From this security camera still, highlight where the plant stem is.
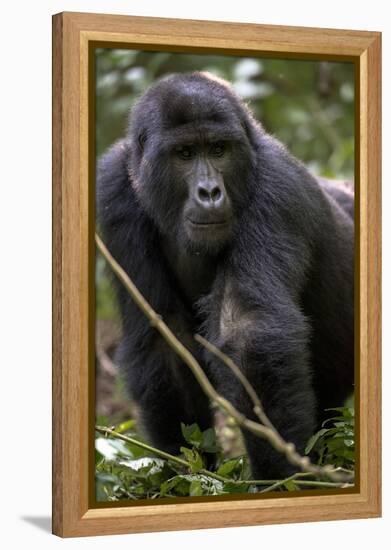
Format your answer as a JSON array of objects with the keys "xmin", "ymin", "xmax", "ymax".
[{"xmin": 260, "ymin": 472, "xmax": 310, "ymax": 493}]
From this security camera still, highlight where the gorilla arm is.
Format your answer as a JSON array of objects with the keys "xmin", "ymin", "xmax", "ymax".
[{"xmin": 97, "ymin": 140, "xmax": 213, "ymax": 452}]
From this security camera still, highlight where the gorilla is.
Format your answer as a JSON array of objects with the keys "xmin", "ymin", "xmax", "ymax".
[{"xmin": 97, "ymin": 72, "xmax": 354, "ymax": 480}]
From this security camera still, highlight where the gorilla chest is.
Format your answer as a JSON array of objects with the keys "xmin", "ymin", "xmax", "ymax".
[{"xmin": 163, "ymin": 242, "xmax": 218, "ymax": 305}]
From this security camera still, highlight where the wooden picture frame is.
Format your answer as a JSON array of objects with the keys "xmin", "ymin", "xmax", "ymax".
[{"xmin": 52, "ymin": 11, "xmax": 381, "ymax": 537}]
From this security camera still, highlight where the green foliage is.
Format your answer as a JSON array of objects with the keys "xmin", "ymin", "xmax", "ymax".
[
  {"xmin": 95, "ymin": 254, "xmax": 119, "ymax": 321},
  {"xmin": 96, "ymin": 409, "xmax": 355, "ymax": 501},
  {"xmin": 95, "ymin": 422, "xmax": 253, "ymax": 500},
  {"xmin": 181, "ymin": 422, "xmax": 220, "ymax": 453},
  {"xmin": 305, "ymin": 407, "xmax": 355, "ymax": 469}
]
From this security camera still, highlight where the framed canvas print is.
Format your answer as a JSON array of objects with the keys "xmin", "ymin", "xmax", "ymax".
[{"xmin": 52, "ymin": 12, "xmax": 381, "ymax": 537}]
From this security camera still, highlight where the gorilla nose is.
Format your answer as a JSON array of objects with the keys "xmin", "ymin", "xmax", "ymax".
[{"xmin": 196, "ymin": 180, "xmax": 224, "ymax": 208}]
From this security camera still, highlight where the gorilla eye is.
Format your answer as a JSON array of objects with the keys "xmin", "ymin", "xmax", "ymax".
[
  {"xmin": 210, "ymin": 142, "xmax": 225, "ymax": 157},
  {"xmin": 175, "ymin": 145, "xmax": 194, "ymax": 160},
  {"xmin": 138, "ymin": 132, "xmax": 147, "ymax": 150}
]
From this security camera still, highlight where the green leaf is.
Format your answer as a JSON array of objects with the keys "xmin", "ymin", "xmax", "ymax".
[
  {"xmin": 189, "ymin": 480, "xmax": 203, "ymax": 496},
  {"xmin": 180, "ymin": 446, "xmax": 203, "ymax": 473},
  {"xmin": 160, "ymin": 475, "xmax": 195, "ymax": 496},
  {"xmin": 305, "ymin": 429, "xmax": 329, "ymax": 454},
  {"xmin": 95, "ymin": 472, "xmax": 118, "ymax": 484},
  {"xmin": 283, "ymin": 480, "xmax": 298, "ymax": 491},
  {"xmin": 322, "ymin": 416, "xmax": 349, "ymax": 427},
  {"xmin": 114, "ymin": 419, "xmax": 136, "ymax": 433},
  {"xmin": 223, "ymin": 482, "xmax": 250, "ymax": 494},
  {"xmin": 217, "ymin": 457, "xmax": 242, "ymax": 478},
  {"xmin": 181, "ymin": 423, "xmax": 203, "ymax": 448},
  {"xmin": 95, "ymin": 437, "xmax": 133, "ymax": 460},
  {"xmin": 200, "ymin": 427, "xmax": 219, "ymax": 453},
  {"xmin": 160, "ymin": 476, "xmax": 183, "ymax": 495},
  {"xmin": 95, "ymin": 448, "xmax": 105, "ymax": 467},
  {"xmin": 118, "ymin": 457, "xmax": 165, "ymax": 476},
  {"xmin": 322, "ymin": 407, "xmax": 354, "ymax": 426}
]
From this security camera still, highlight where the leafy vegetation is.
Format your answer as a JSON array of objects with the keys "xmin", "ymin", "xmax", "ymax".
[
  {"xmin": 305, "ymin": 407, "xmax": 355, "ymax": 469},
  {"xmin": 95, "ymin": 407, "xmax": 355, "ymax": 501},
  {"xmin": 96, "ymin": 421, "xmax": 250, "ymax": 500}
]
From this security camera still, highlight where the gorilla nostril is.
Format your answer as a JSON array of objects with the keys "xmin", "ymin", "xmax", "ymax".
[
  {"xmin": 198, "ymin": 187, "xmax": 210, "ymax": 202},
  {"xmin": 211, "ymin": 187, "xmax": 222, "ymax": 202}
]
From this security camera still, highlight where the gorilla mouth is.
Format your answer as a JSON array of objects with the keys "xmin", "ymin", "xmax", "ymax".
[{"xmin": 187, "ymin": 218, "xmax": 228, "ymax": 227}]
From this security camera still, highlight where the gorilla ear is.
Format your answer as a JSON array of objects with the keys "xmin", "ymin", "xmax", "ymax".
[
  {"xmin": 241, "ymin": 116, "xmax": 258, "ymax": 149},
  {"xmin": 138, "ymin": 131, "xmax": 147, "ymax": 151},
  {"xmin": 240, "ymin": 105, "xmax": 263, "ymax": 150}
]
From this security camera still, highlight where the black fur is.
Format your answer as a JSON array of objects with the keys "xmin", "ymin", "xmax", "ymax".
[{"xmin": 97, "ymin": 72, "xmax": 354, "ymax": 479}]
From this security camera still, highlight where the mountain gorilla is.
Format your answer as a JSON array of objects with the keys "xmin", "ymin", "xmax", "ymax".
[{"xmin": 97, "ymin": 72, "xmax": 354, "ymax": 480}]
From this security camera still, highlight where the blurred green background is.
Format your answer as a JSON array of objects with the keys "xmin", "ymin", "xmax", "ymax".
[{"xmin": 95, "ymin": 48, "xmax": 355, "ymax": 426}]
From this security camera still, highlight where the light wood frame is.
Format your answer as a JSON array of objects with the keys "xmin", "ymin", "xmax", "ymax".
[{"xmin": 52, "ymin": 11, "xmax": 381, "ymax": 537}]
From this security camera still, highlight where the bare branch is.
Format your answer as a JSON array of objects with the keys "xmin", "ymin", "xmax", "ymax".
[{"xmin": 195, "ymin": 334, "xmax": 273, "ymax": 429}]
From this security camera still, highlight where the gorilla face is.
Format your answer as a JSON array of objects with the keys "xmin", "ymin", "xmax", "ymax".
[
  {"xmin": 127, "ymin": 72, "xmax": 257, "ymax": 253},
  {"xmin": 171, "ymin": 137, "xmax": 234, "ymax": 248}
]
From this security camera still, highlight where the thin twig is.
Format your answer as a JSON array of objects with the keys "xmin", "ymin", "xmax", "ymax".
[
  {"xmin": 260, "ymin": 472, "xmax": 312, "ymax": 493},
  {"xmin": 277, "ymin": 479, "xmax": 353, "ymax": 489},
  {"xmin": 95, "ymin": 233, "xmax": 354, "ymax": 484},
  {"xmin": 259, "ymin": 471, "xmax": 353, "ymax": 493},
  {"xmin": 195, "ymin": 334, "xmax": 273, "ymax": 429}
]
